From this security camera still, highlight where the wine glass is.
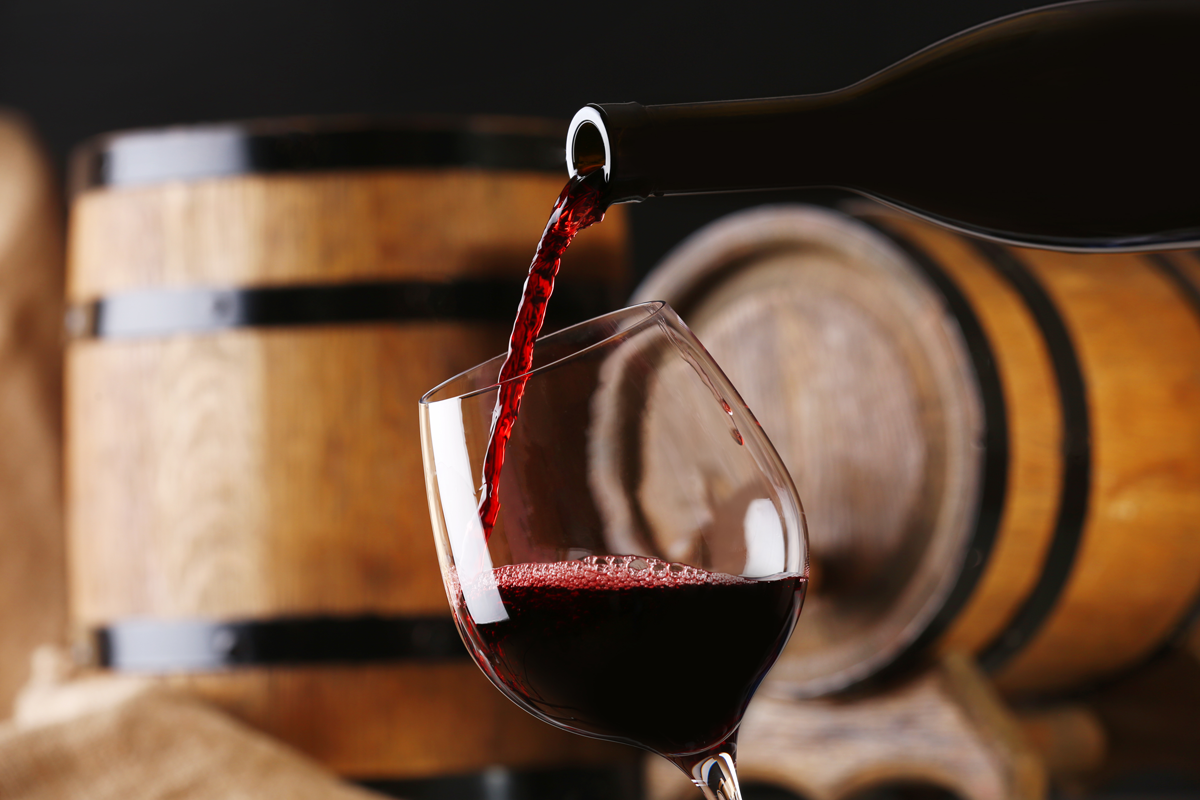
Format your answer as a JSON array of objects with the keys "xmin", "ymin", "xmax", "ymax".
[{"xmin": 419, "ymin": 301, "xmax": 808, "ymax": 800}]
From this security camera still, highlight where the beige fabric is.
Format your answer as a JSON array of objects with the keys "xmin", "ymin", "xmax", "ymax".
[
  {"xmin": 12, "ymin": 648, "xmax": 154, "ymax": 731},
  {"xmin": 0, "ymin": 649, "xmax": 385, "ymax": 800},
  {"xmin": 0, "ymin": 110, "xmax": 66, "ymax": 718}
]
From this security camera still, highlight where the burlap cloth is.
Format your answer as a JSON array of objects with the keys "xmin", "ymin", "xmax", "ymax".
[
  {"xmin": 0, "ymin": 110, "xmax": 66, "ymax": 720},
  {"xmin": 0, "ymin": 649, "xmax": 387, "ymax": 799}
]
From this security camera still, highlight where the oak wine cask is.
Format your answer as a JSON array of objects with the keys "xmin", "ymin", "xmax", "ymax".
[
  {"xmin": 65, "ymin": 117, "xmax": 635, "ymax": 790},
  {"xmin": 634, "ymin": 203, "xmax": 1200, "ymax": 699}
]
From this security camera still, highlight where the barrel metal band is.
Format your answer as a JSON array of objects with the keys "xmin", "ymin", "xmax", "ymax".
[
  {"xmin": 74, "ymin": 121, "xmax": 566, "ymax": 193},
  {"xmin": 971, "ymin": 240, "xmax": 1092, "ymax": 673},
  {"xmin": 95, "ymin": 615, "xmax": 467, "ymax": 671},
  {"xmin": 860, "ymin": 220, "xmax": 1009, "ymax": 685},
  {"xmin": 67, "ymin": 278, "xmax": 616, "ymax": 339}
]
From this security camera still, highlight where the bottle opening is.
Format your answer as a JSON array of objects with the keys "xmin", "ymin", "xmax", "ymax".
[{"xmin": 571, "ymin": 121, "xmax": 606, "ymax": 175}]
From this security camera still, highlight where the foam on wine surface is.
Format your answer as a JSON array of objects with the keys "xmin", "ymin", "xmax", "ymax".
[{"xmin": 494, "ymin": 556, "xmax": 749, "ymax": 592}]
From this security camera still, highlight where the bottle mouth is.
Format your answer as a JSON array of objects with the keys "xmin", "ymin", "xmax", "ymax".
[{"xmin": 567, "ymin": 106, "xmax": 611, "ymax": 180}]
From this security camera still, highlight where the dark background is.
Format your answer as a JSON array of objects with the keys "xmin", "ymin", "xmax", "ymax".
[
  {"xmin": 4, "ymin": 5, "xmax": 1200, "ymax": 797},
  {"xmin": 0, "ymin": 0, "xmax": 1048, "ymax": 281}
]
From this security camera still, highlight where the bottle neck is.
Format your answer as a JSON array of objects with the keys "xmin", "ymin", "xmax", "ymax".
[
  {"xmin": 567, "ymin": 96, "xmax": 841, "ymax": 205},
  {"xmin": 568, "ymin": 1, "xmax": 1200, "ymax": 251}
]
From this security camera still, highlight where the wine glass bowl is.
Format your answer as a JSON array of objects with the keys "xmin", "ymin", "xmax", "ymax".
[{"xmin": 420, "ymin": 302, "xmax": 807, "ymax": 798}]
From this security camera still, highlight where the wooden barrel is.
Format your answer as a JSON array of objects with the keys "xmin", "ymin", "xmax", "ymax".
[
  {"xmin": 65, "ymin": 117, "xmax": 635, "ymax": 789},
  {"xmin": 633, "ymin": 203, "xmax": 1200, "ymax": 699}
]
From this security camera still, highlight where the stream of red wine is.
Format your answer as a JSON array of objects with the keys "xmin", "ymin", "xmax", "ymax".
[{"xmin": 478, "ymin": 171, "xmax": 606, "ymax": 539}]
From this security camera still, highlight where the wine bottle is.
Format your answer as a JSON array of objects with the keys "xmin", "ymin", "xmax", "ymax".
[{"xmin": 566, "ymin": 0, "xmax": 1200, "ymax": 251}]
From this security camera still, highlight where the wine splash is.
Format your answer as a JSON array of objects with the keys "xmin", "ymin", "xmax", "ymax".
[{"xmin": 478, "ymin": 171, "xmax": 606, "ymax": 538}]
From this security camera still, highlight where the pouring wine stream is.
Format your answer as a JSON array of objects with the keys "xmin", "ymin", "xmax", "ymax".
[{"xmin": 478, "ymin": 169, "xmax": 606, "ymax": 540}]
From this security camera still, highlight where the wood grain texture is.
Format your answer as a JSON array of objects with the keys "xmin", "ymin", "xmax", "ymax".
[
  {"xmin": 67, "ymin": 170, "xmax": 626, "ymax": 301},
  {"xmin": 68, "ymin": 325, "xmax": 510, "ymax": 622},
  {"xmin": 646, "ymin": 654, "xmax": 1045, "ymax": 800},
  {"xmin": 0, "ymin": 111, "xmax": 66, "ymax": 718},
  {"xmin": 992, "ymin": 248, "xmax": 1200, "ymax": 695},
  {"xmin": 872, "ymin": 215, "xmax": 1064, "ymax": 658},
  {"xmin": 65, "ymin": 165, "xmax": 630, "ymax": 774}
]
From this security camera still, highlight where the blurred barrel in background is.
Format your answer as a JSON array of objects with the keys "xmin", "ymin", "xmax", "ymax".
[
  {"xmin": 634, "ymin": 203, "xmax": 1200, "ymax": 700},
  {"xmin": 64, "ymin": 117, "xmax": 634, "ymax": 792},
  {"xmin": 0, "ymin": 111, "xmax": 66, "ymax": 718}
]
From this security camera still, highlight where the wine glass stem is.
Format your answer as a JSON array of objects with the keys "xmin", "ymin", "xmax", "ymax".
[{"xmin": 681, "ymin": 750, "xmax": 743, "ymax": 800}]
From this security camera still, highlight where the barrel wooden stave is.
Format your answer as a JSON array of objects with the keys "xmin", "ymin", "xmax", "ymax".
[
  {"xmin": 67, "ymin": 159, "xmax": 632, "ymax": 776},
  {"xmin": 993, "ymin": 248, "xmax": 1200, "ymax": 694},
  {"xmin": 68, "ymin": 325, "xmax": 507, "ymax": 623},
  {"xmin": 875, "ymin": 215, "xmax": 1065, "ymax": 658},
  {"xmin": 879, "ymin": 215, "xmax": 1200, "ymax": 695},
  {"xmin": 68, "ymin": 171, "xmax": 622, "ymax": 298}
]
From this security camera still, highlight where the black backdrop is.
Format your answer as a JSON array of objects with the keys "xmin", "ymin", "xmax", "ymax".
[{"xmin": 0, "ymin": 0, "xmax": 1047, "ymax": 280}]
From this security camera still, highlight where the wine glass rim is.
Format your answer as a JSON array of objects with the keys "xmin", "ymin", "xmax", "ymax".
[{"xmin": 420, "ymin": 300, "xmax": 669, "ymax": 405}]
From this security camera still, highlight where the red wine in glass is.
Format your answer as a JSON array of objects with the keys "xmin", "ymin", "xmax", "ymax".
[
  {"xmin": 455, "ymin": 556, "xmax": 806, "ymax": 760},
  {"xmin": 421, "ymin": 302, "xmax": 808, "ymax": 800}
]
